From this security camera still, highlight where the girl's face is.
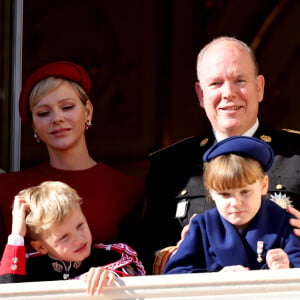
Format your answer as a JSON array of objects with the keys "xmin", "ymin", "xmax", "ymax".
[
  {"xmin": 33, "ymin": 207, "xmax": 92, "ymax": 262},
  {"xmin": 209, "ymin": 176, "xmax": 269, "ymax": 229},
  {"xmin": 31, "ymin": 81, "xmax": 93, "ymax": 153}
]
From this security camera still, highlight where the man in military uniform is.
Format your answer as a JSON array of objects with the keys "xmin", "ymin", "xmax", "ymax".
[{"xmin": 143, "ymin": 36, "xmax": 300, "ymax": 274}]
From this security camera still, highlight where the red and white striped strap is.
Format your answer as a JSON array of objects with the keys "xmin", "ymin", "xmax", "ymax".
[{"xmin": 94, "ymin": 243, "xmax": 145, "ymax": 275}]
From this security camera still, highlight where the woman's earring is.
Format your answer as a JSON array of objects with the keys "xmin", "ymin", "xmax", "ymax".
[
  {"xmin": 33, "ymin": 132, "xmax": 40, "ymax": 143},
  {"xmin": 85, "ymin": 120, "xmax": 92, "ymax": 130}
]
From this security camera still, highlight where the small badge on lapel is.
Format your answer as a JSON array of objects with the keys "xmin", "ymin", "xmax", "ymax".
[{"xmin": 52, "ymin": 262, "xmax": 63, "ymax": 273}]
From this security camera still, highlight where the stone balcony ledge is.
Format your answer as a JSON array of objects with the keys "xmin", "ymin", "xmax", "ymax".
[{"xmin": 1, "ymin": 268, "xmax": 300, "ymax": 299}]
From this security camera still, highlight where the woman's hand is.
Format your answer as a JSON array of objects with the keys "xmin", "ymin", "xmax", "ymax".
[
  {"xmin": 287, "ymin": 206, "xmax": 300, "ymax": 236},
  {"xmin": 177, "ymin": 213, "xmax": 197, "ymax": 247},
  {"xmin": 266, "ymin": 248, "xmax": 290, "ymax": 269},
  {"xmin": 11, "ymin": 195, "xmax": 30, "ymax": 237},
  {"xmin": 80, "ymin": 267, "xmax": 117, "ymax": 296},
  {"xmin": 220, "ymin": 265, "xmax": 249, "ymax": 272}
]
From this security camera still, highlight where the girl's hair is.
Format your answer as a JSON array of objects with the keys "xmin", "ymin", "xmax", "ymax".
[
  {"xmin": 203, "ymin": 154, "xmax": 265, "ymax": 193},
  {"xmin": 29, "ymin": 77, "xmax": 89, "ymax": 113},
  {"xmin": 19, "ymin": 181, "xmax": 82, "ymax": 240}
]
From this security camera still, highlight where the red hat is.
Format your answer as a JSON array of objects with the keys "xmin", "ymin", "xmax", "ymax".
[{"xmin": 19, "ymin": 61, "xmax": 92, "ymax": 123}]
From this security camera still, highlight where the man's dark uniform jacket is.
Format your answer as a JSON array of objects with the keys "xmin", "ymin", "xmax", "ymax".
[{"xmin": 142, "ymin": 121, "xmax": 300, "ymax": 273}]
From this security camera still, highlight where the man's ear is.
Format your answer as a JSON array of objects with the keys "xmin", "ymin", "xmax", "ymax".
[
  {"xmin": 195, "ymin": 82, "xmax": 204, "ymax": 108},
  {"xmin": 256, "ymin": 74, "xmax": 265, "ymax": 103},
  {"xmin": 31, "ymin": 240, "xmax": 48, "ymax": 255}
]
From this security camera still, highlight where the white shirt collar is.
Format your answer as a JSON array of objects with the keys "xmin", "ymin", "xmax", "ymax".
[{"xmin": 214, "ymin": 119, "xmax": 259, "ymax": 142}]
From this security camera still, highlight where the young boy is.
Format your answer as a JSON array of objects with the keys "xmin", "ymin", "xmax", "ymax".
[
  {"xmin": 0, "ymin": 181, "xmax": 145, "ymax": 295},
  {"xmin": 164, "ymin": 136, "xmax": 300, "ymax": 274}
]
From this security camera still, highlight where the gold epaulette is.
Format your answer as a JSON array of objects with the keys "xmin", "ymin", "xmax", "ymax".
[{"xmin": 282, "ymin": 128, "xmax": 300, "ymax": 134}]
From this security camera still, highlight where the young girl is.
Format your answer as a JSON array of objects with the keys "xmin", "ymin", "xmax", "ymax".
[
  {"xmin": 164, "ymin": 136, "xmax": 300, "ymax": 274},
  {"xmin": 0, "ymin": 181, "xmax": 145, "ymax": 295}
]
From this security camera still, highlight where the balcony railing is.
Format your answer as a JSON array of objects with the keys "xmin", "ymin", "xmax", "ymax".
[{"xmin": 1, "ymin": 268, "xmax": 300, "ymax": 299}]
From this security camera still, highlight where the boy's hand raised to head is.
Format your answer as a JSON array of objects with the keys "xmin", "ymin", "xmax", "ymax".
[{"xmin": 12, "ymin": 195, "xmax": 30, "ymax": 237}]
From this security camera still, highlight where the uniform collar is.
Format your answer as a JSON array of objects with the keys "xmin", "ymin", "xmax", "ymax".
[{"xmin": 214, "ymin": 119, "xmax": 259, "ymax": 142}]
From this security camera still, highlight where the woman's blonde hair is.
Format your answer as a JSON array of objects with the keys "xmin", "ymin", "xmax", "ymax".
[
  {"xmin": 203, "ymin": 154, "xmax": 265, "ymax": 194},
  {"xmin": 19, "ymin": 181, "xmax": 82, "ymax": 240},
  {"xmin": 29, "ymin": 77, "xmax": 89, "ymax": 113}
]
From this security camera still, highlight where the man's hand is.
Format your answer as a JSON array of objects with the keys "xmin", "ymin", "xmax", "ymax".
[
  {"xmin": 287, "ymin": 206, "xmax": 300, "ymax": 236},
  {"xmin": 177, "ymin": 213, "xmax": 197, "ymax": 247}
]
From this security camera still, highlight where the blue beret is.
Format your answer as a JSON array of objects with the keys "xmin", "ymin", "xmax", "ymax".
[{"xmin": 202, "ymin": 136, "xmax": 274, "ymax": 172}]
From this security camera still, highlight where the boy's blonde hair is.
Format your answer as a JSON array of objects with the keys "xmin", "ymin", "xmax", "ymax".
[
  {"xmin": 29, "ymin": 77, "xmax": 89, "ymax": 113},
  {"xmin": 203, "ymin": 154, "xmax": 265, "ymax": 194},
  {"xmin": 19, "ymin": 181, "xmax": 82, "ymax": 240}
]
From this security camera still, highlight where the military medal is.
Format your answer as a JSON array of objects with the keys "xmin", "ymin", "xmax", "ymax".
[
  {"xmin": 257, "ymin": 241, "xmax": 264, "ymax": 263},
  {"xmin": 270, "ymin": 192, "xmax": 293, "ymax": 209}
]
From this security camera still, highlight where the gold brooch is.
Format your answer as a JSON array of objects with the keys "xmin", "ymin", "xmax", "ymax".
[{"xmin": 260, "ymin": 135, "xmax": 272, "ymax": 142}]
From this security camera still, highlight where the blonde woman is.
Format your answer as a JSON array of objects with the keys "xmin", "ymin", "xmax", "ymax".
[{"xmin": 0, "ymin": 61, "xmax": 145, "ymax": 254}]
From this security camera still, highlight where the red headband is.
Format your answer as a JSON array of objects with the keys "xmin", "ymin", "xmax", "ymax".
[{"xmin": 19, "ymin": 61, "xmax": 92, "ymax": 123}]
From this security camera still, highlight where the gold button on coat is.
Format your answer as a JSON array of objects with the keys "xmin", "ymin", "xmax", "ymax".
[
  {"xmin": 180, "ymin": 189, "xmax": 188, "ymax": 196},
  {"xmin": 276, "ymin": 184, "xmax": 284, "ymax": 190}
]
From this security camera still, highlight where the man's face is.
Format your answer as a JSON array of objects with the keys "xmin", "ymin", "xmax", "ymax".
[{"xmin": 195, "ymin": 41, "xmax": 265, "ymax": 139}]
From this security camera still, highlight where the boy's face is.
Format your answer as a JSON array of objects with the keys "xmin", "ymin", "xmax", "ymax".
[
  {"xmin": 33, "ymin": 207, "xmax": 92, "ymax": 262},
  {"xmin": 209, "ymin": 176, "xmax": 268, "ymax": 230}
]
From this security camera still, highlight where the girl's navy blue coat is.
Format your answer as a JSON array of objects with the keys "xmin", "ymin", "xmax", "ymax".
[{"xmin": 164, "ymin": 198, "xmax": 300, "ymax": 274}]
